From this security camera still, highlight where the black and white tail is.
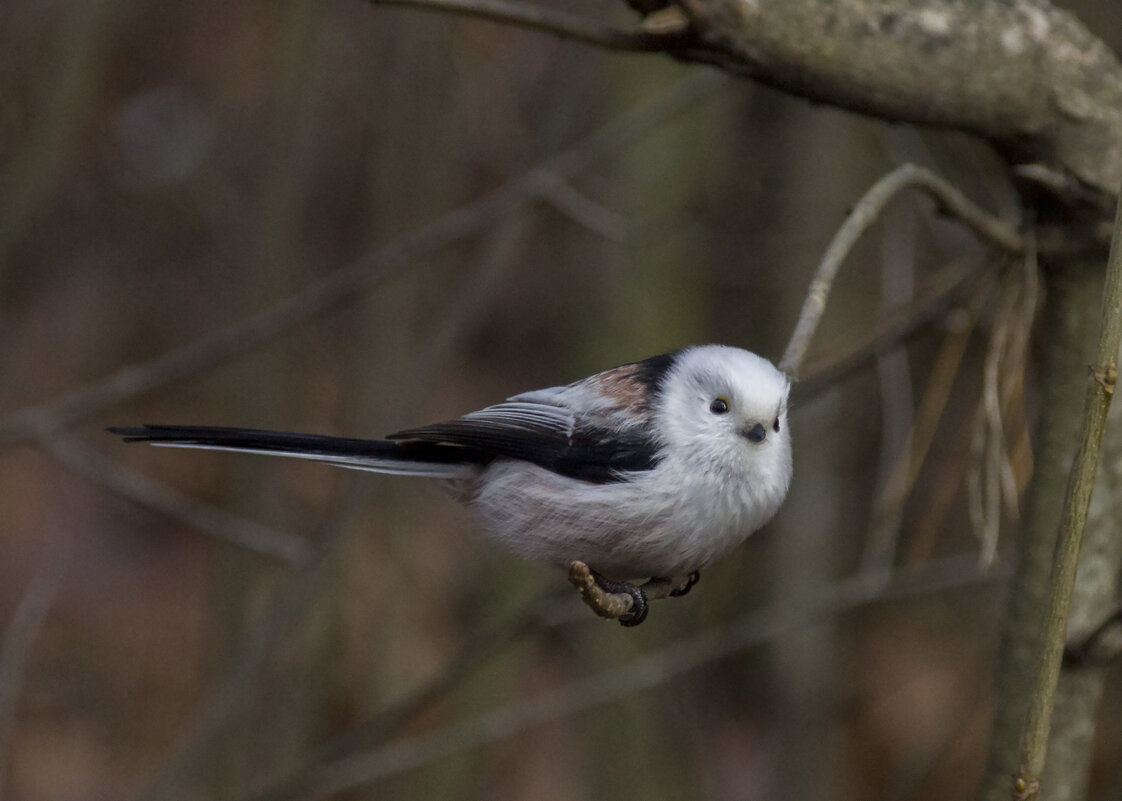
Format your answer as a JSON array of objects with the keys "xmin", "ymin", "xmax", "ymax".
[{"xmin": 108, "ymin": 425, "xmax": 487, "ymax": 479}]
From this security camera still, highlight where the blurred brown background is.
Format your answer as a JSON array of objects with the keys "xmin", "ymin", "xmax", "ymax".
[{"xmin": 2, "ymin": 1, "xmax": 1121, "ymax": 799}]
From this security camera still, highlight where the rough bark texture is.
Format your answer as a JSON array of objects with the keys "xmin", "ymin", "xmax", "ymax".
[
  {"xmin": 1042, "ymin": 321, "xmax": 1122, "ymax": 801},
  {"xmin": 665, "ymin": 0, "xmax": 1122, "ymax": 199}
]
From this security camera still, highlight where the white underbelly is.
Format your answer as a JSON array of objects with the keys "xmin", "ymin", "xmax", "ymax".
[{"xmin": 464, "ymin": 459, "xmax": 775, "ymax": 578}]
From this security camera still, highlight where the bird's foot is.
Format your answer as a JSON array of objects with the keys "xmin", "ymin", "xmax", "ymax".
[
  {"xmin": 594, "ymin": 569, "xmax": 650, "ymax": 627},
  {"xmin": 567, "ymin": 564, "xmax": 701, "ymax": 626},
  {"xmin": 568, "ymin": 562, "xmax": 649, "ymax": 626},
  {"xmin": 666, "ymin": 570, "xmax": 701, "ymax": 597}
]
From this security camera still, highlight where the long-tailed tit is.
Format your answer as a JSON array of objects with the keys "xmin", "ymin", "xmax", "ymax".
[{"xmin": 111, "ymin": 345, "xmax": 792, "ymax": 625}]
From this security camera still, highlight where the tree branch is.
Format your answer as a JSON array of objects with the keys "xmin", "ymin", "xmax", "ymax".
[
  {"xmin": 1011, "ymin": 182, "xmax": 1122, "ymax": 800},
  {"xmin": 779, "ymin": 163, "xmax": 1022, "ymax": 380},
  {"xmin": 364, "ymin": 0, "xmax": 1122, "ymax": 202},
  {"xmin": 44, "ymin": 435, "xmax": 313, "ymax": 566},
  {"xmin": 1044, "ymin": 353, "xmax": 1122, "ymax": 799},
  {"xmin": 672, "ymin": 0, "xmax": 1122, "ymax": 199},
  {"xmin": 0, "ymin": 575, "xmax": 57, "ymax": 801},
  {"xmin": 369, "ymin": 0, "xmax": 668, "ymax": 51}
]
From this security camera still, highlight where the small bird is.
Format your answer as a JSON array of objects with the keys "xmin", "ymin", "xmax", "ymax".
[{"xmin": 110, "ymin": 345, "xmax": 792, "ymax": 625}]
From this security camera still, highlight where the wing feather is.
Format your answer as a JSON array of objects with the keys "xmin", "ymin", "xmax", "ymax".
[{"xmin": 389, "ymin": 394, "xmax": 659, "ymax": 483}]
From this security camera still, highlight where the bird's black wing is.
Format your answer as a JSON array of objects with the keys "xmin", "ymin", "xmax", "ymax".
[{"xmin": 388, "ymin": 397, "xmax": 660, "ymax": 484}]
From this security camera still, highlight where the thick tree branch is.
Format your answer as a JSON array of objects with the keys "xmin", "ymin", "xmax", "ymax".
[
  {"xmin": 673, "ymin": 0, "xmax": 1122, "ymax": 200},
  {"xmin": 367, "ymin": 0, "xmax": 1122, "ymax": 202}
]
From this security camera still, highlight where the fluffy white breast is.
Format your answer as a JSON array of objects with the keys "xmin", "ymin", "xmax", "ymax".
[
  {"xmin": 466, "ymin": 346, "xmax": 793, "ymax": 578},
  {"xmin": 651, "ymin": 345, "xmax": 793, "ymax": 556}
]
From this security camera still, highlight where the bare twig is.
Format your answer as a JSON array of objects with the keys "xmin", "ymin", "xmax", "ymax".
[
  {"xmin": 969, "ymin": 245, "xmax": 1037, "ymax": 567},
  {"xmin": 0, "ymin": 70, "xmax": 725, "ymax": 453},
  {"xmin": 1011, "ymin": 181, "xmax": 1122, "ymax": 800},
  {"xmin": 795, "ymin": 255, "xmax": 984, "ymax": 401},
  {"xmin": 240, "ymin": 587, "xmax": 568, "ymax": 801},
  {"xmin": 368, "ymin": 0, "xmax": 668, "ymax": 51},
  {"xmin": 541, "ymin": 180, "xmax": 630, "ymax": 242},
  {"xmin": 779, "ymin": 164, "xmax": 1024, "ymax": 380},
  {"xmin": 0, "ymin": 575, "xmax": 58, "ymax": 801},
  {"xmin": 971, "ymin": 273, "xmax": 1017, "ymax": 566},
  {"xmin": 126, "ymin": 530, "xmax": 346, "ymax": 801}
]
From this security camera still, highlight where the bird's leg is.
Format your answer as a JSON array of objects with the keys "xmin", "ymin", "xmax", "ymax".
[{"xmin": 568, "ymin": 561, "xmax": 649, "ymax": 626}]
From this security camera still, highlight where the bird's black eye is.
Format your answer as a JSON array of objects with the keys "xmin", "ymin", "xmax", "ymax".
[
  {"xmin": 773, "ymin": 417, "xmax": 781, "ymax": 433},
  {"xmin": 709, "ymin": 396, "xmax": 730, "ymax": 415}
]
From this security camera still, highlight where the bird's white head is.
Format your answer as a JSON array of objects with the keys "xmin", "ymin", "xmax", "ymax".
[{"xmin": 655, "ymin": 345, "xmax": 792, "ymax": 492}]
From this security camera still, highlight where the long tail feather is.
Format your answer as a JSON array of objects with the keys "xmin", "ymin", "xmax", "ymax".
[{"xmin": 108, "ymin": 425, "xmax": 486, "ymax": 479}]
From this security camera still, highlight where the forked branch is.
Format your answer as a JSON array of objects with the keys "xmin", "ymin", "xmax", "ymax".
[{"xmin": 780, "ymin": 163, "xmax": 1023, "ymax": 380}]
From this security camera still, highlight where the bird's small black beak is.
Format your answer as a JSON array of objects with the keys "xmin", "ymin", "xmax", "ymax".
[{"xmin": 744, "ymin": 422, "xmax": 767, "ymax": 443}]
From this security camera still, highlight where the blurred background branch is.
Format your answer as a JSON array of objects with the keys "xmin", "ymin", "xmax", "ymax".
[
  {"xmin": 252, "ymin": 556, "xmax": 1005, "ymax": 801},
  {"xmin": 0, "ymin": 575, "xmax": 58, "ymax": 801},
  {"xmin": 0, "ymin": 70, "xmax": 723, "ymax": 452}
]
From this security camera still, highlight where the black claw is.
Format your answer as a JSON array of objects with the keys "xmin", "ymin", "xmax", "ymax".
[
  {"xmin": 590, "ymin": 568, "xmax": 650, "ymax": 627},
  {"xmin": 618, "ymin": 586, "xmax": 649, "ymax": 627},
  {"xmin": 668, "ymin": 570, "xmax": 701, "ymax": 598}
]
